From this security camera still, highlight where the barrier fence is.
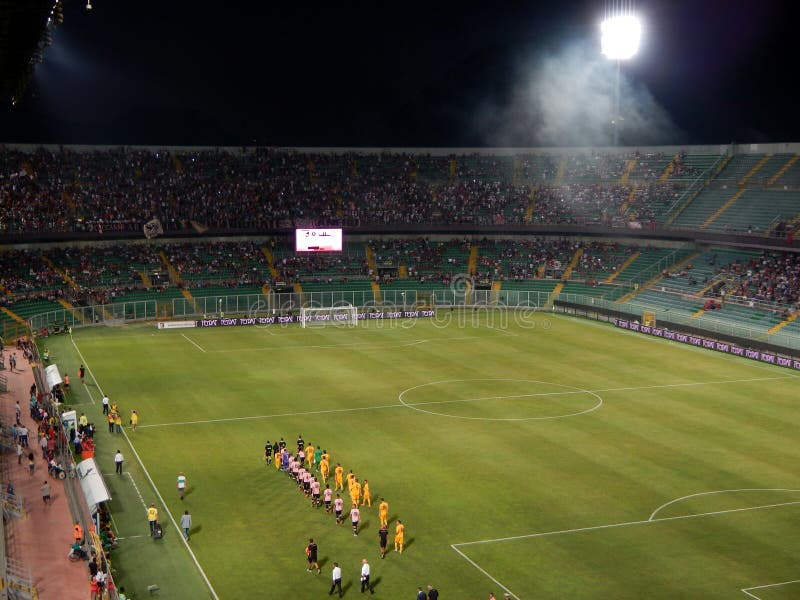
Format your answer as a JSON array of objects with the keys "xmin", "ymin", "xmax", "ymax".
[{"xmin": 24, "ymin": 288, "xmax": 800, "ymax": 353}]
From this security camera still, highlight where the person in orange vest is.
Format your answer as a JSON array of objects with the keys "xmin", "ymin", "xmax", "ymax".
[{"xmin": 73, "ymin": 522, "xmax": 83, "ymax": 545}]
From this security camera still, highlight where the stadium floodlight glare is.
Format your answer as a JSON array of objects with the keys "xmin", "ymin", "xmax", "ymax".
[{"xmin": 600, "ymin": 15, "xmax": 641, "ymax": 60}]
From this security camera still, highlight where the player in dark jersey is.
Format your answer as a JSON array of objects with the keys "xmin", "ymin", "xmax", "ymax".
[
  {"xmin": 378, "ymin": 523, "xmax": 389, "ymax": 558},
  {"xmin": 305, "ymin": 538, "xmax": 320, "ymax": 573},
  {"xmin": 264, "ymin": 441, "xmax": 273, "ymax": 465},
  {"xmin": 296, "ymin": 434, "xmax": 305, "ymax": 452}
]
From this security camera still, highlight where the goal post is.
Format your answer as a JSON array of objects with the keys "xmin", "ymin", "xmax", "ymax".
[{"xmin": 300, "ymin": 304, "xmax": 358, "ymax": 328}]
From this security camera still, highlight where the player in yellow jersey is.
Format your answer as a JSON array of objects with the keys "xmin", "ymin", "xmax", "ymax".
[
  {"xmin": 378, "ymin": 498, "xmax": 389, "ymax": 527},
  {"xmin": 350, "ymin": 479, "xmax": 361, "ymax": 507},
  {"xmin": 346, "ymin": 470, "xmax": 356, "ymax": 492},
  {"xmin": 361, "ymin": 479, "xmax": 371, "ymax": 507},
  {"xmin": 394, "ymin": 519, "xmax": 404, "ymax": 553},
  {"xmin": 320, "ymin": 457, "xmax": 330, "ymax": 483},
  {"xmin": 274, "ymin": 451, "xmax": 281, "ymax": 470},
  {"xmin": 306, "ymin": 444, "xmax": 315, "ymax": 467},
  {"xmin": 334, "ymin": 463, "xmax": 344, "ymax": 491}
]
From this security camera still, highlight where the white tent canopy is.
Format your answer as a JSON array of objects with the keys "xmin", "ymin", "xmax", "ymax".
[{"xmin": 76, "ymin": 458, "xmax": 111, "ymax": 509}]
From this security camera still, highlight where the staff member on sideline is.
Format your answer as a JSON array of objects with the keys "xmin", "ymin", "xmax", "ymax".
[
  {"xmin": 360, "ymin": 558, "xmax": 373, "ymax": 594},
  {"xmin": 329, "ymin": 562, "xmax": 343, "ymax": 597},
  {"xmin": 147, "ymin": 504, "xmax": 158, "ymax": 536}
]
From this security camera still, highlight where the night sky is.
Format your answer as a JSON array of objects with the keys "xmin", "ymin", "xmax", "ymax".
[{"xmin": 1, "ymin": 0, "xmax": 798, "ymax": 147}]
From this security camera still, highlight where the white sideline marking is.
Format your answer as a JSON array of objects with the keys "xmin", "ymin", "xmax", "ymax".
[
  {"xmin": 70, "ymin": 335, "xmax": 221, "ymax": 600},
  {"xmin": 137, "ymin": 374, "xmax": 795, "ymax": 429},
  {"xmin": 649, "ymin": 488, "xmax": 800, "ymax": 521},
  {"xmin": 450, "ymin": 544, "xmax": 520, "ymax": 600},
  {"xmin": 742, "ymin": 580, "xmax": 800, "ymax": 599},
  {"xmin": 453, "ymin": 500, "xmax": 800, "ymax": 547},
  {"xmin": 182, "ymin": 333, "xmax": 206, "ymax": 353}
]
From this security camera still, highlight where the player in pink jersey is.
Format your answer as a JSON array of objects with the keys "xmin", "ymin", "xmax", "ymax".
[
  {"xmin": 350, "ymin": 505, "xmax": 361, "ymax": 536},
  {"xmin": 323, "ymin": 484, "xmax": 333, "ymax": 513},
  {"xmin": 334, "ymin": 494, "xmax": 344, "ymax": 524},
  {"xmin": 311, "ymin": 478, "xmax": 321, "ymax": 507}
]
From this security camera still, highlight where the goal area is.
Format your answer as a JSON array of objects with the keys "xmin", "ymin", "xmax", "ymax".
[{"xmin": 300, "ymin": 304, "xmax": 359, "ymax": 328}]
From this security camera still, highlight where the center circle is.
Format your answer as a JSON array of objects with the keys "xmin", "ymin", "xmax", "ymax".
[{"xmin": 397, "ymin": 378, "xmax": 603, "ymax": 421}]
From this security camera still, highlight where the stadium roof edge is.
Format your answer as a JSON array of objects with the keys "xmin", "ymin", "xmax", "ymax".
[{"xmin": 2, "ymin": 142, "xmax": 800, "ymax": 155}]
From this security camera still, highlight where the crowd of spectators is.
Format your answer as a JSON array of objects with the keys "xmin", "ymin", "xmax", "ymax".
[
  {"xmin": 1, "ymin": 237, "xmax": 799, "ymax": 314},
  {"xmin": 728, "ymin": 252, "xmax": 800, "ymax": 306},
  {"xmin": 0, "ymin": 146, "xmax": 712, "ymax": 235}
]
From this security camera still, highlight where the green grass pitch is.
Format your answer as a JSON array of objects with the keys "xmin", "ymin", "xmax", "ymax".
[{"xmin": 45, "ymin": 311, "xmax": 800, "ymax": 599}]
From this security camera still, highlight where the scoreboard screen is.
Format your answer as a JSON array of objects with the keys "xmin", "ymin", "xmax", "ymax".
[{"xmin": 295, "ymin": 228, "xmax": 343, "ymax": 252}]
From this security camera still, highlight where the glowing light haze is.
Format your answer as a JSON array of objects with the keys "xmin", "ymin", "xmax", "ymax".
[{"xmin": 600, "ymin": 15, "xmax": 642, "ymax": 60}]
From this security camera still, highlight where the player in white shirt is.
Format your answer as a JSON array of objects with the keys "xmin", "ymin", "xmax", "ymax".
[{"xmin": 177, "ymin": 472, "xmax": 187, "ymax": 500}]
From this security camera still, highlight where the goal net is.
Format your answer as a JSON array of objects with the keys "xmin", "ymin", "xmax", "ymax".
[{"xmin": 300, "ymin": 304, "xmax": 359, "ymax": 329}]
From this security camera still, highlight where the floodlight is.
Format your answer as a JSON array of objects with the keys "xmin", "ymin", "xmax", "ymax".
[{"xmin": 600, "ymin": 15, "xmax": 641, "ymax": 60}]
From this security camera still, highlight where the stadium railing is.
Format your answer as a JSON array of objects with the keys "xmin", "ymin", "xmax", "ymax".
[{"xmin": 24, "ymin": 288, "xmax": 800, "ymax": 354}]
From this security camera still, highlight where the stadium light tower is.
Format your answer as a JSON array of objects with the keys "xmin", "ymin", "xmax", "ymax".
[{"xmin": 601, "ymin": 9, "xmax": 641, "ymax": 146}]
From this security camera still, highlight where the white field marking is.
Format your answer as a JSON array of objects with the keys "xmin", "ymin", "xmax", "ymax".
[
  {"xmin": 592, "ymin": 375, "xmax": 794, "ymax": 395},
  {"xmin": 453, "ymin": 500, "xmax": 800, "ymax": 548},
  {"xmin": 450, "ymin": 544, "xmax": 520, "ymax": 600},
  {"xmin": 403, "ymin": 373, "xmax": 794, "ymax": 406},
  {"xmin": 70, "ymin": 335, "xmax": 220, "ymax": 600},
  {"xmin": 742, "ymin": 580, "xmax": 800, "ymax": 599},
  {"xmin": 116, "ymin": 534, "xmax": 148, "ymax": 541},
  {"xmin": 126, "ymin": 472, "xmax": 148, "ymax": 510},
  {"xmin": 649, "ymin": 488, "xmax": 800, "ymax": 521},
  {"xmin": 136, "ymin": 374, "xmax": 795, "ymax": 429},
  {"xmin": 108, "ymin": 511, "xmax": 121, "ymax": 536},
  {"xmin": 403, "ymin": 339, "xmax": 429, "ymax": 346},
  {"xmin": 137, "ymin": 402, "xmax": 404, "ymax": 429},
  {"xmin": 398, "ymin": 379, "xmax": 603, "ymax": 422},
  {"xmin": 181, "ymin": 333, "xmax": 207, "ymax": 353}
]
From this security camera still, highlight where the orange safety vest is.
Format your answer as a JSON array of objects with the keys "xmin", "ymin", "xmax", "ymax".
[{"xmin": 74, "ymin": 524, "xmax": 83, "ymax": 540}]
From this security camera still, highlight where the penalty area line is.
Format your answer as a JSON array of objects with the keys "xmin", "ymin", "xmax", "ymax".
[
  {"xmin": 182, "ymin": 333, "xmax": 207, "ymax": 353},
  {"xmin": 742, "ymin": 580, "xmax": 800, "ymax": 599},
  {"xmin": 451, "ymin": 544, "xmax": 520, "ymax": 600},
  {"xmin": 453, "ymin": 500, "xmax": 800, "ymax": 548}
]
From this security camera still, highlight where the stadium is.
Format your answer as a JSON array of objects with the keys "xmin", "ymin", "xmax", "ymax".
[{"xmin": 0, "ymin": 2, "xmax": 799, "ymax": 600}]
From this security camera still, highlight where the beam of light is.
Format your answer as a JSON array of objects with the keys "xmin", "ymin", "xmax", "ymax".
[{"xmin": 600, "ymin": 15, "xmax": 641, "ymax": 60}]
